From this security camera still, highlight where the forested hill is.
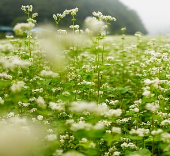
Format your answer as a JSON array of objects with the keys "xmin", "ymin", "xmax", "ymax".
[{"xmin": 0, "ymin": 0, "xmax": 147, "ymax": 34}]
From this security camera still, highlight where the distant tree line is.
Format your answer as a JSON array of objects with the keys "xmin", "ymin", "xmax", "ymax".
[{"xmin": 0, "ymin": 0, "xmax": 147, "ymax": 34}]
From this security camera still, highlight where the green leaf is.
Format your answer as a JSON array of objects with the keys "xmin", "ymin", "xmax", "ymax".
[
  {"xmin": 0, "ymin": 80, "xmax": 11, "ymax": 89},
  {"xmin": 138, "ymin": 148, "xmax": 151, "ymax": 156},
  {"xmin": 128, "ymin": 148, "xmax": 151, "ymax": 156}
]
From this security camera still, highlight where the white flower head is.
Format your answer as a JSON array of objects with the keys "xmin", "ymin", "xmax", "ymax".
[
  {"xmin": 36, "ymin": 96, "xmax": 45, "ymax": 108},
  {"xmin": 112, "ymin": 127, "xmax": 121, "ymax": 134}
]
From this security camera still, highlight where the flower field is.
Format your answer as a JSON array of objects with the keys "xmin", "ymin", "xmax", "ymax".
[{"xmin": 1, "ymin": 5, "xmax": 170, "ymax": 156}]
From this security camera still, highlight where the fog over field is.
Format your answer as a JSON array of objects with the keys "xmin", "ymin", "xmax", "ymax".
[{"xmin": 119, "ymin": 0, "xmax": 170, "ymax": 35}]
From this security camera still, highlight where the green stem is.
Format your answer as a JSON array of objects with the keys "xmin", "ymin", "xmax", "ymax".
[
  {"xmin": 152, "ymin": 113, "xmax": 155, "ymax": 156},
  {"xmin": 97, "ymin": 53, "xmax": 100, "ymax": 103}
]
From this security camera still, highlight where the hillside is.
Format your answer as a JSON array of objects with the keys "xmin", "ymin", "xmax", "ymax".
[{"xmin": 0, "ymin": 0, "xmax": 147, "ymax": 34}]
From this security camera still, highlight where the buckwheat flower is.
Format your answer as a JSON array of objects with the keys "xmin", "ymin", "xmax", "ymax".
[
  {"xmin": 7, "ymin": 112, "xmax": 15, "ymax": 118},
  {"xmin": 53, "ymin": 149, "xmax": 63, "ymax": 156},
  {"xmin": 37, "ymin": 115, "xmax": 43, "ymax": 121},
  {"xmin": 145, "ymin": 103, "xmax": 159, "ymax": 112},
  {"xmin": 70, "ymin": 121, "xmax": 92, "ymax": 131},
  {"xmin": 0, "ymin": 97, "xmax": 4, "ymax": 105},
  {"xmin": 46, "ymin": 134, "xmax": 57, "ymax": 141},
  {"xmin": 144, "ymin": 79, "xmax": 153, "ymax": 85},
  {"xmin": 134, "ymin": 31, "xmax": 142, "ymax": 38},
  {"xmin": 0, "ymin": 117, "xmax": 44, "ymax": 156},
  {"xmin": 80, "ymin": 138, "xmax": 88, "ymax": 143},
  {"xmin": 30, "ymin": 108, "xmax": 37, "ymax": 113},
  {"xmin": 112, "ymin": 127, "xmax": 121, "ymax": 134},
  {"xmin": 129, "ymin": 154, "xmax": 141, "ymax": 156},
  {"xmin": 49, "ymin": 102, "xmax": 65, "ymax": 111},
  {"xmin": 142, "ymin": 90, "xmax": 151, "ymax": 97},
  {"xmin": 70, "ymin": 101, "xmax": 95, "ymax": 112},
  {"xmin": 11, "ymin": 81, "xmax": 25, "ymax": 93},
  {"xmin": 53, "ymin": 14, "xmax": 57, "ymax": 21},
  {"xmin": 107, "ymin": 56, "xmax": 114, "ymax": 62},
  {"xmin": 0, "ymin": 73, "xmax": 12, "ymax": 79},
  {"xmin": 65, "ymin": 119, "xmax": 75, "ymax": 125},
  {"xmin": 32, "ymin": 12, "xmax": 38, "ymax": 18},
  {"xmin": 62, "ymin": 91, "xmax": 70, "ymax": 96},
  {"xmin": 36, "ymin": 96, "xmax": 45, "ymax": 108},
  {"xmin": 113, "ymin": 151, "xmax": 121, "ymax": 156},
  {"xmin": 13, "ymin": 22, "xmax": 35, "ymax": 35},
  {"xmin": 62, "ymin": 151, "xmax": 85, "ymax": 156},
  {"xmin": 6, "ymin": 35, "xmax": 14, "ymax": 39},
  {"xmin": 133, "ymin": 108, "xmax": 139, "ymax": 112},
  {"xmin": 92, "ymin": 11, "xmax": 103, "ymax": 19},
  {"xmin": 70, "ymin": 7, "xmax": 78, "ymax": 16},
  {"xmin": 40, "ymin": 70, "xmax": 59, "ymax": 78},
  {"xmin": 130, "ymin": 128, "xmax": 149, "ymax": 137},
  {"xmin": 151, "ymin": 129, "xmax": 163, "ymax": 135},
  {"xmin": 63, "ymin": 9, "xmax": 70, "ymax": 15},
  {"xmin": 121, "ymin": 142, "xmax": 128, "ymax": 149},
  {"xmin": 93, "ymin": 122, "xmax": 105, "ymax": 130},
  {"xmin": 58, "ymin": 29, "xmax": 67, "ymax": 34},
  {"xmin": 84, "ymin": 16, "xmax": 105, "ymax": 33},
  {"xmin": 121, "ymin": 27, "xmax": 126, "ymax": 33},
  {"xmin": 104, "ymin": 108, "xmax": 122, "ymax": 117},
  {"xmin": 161, "ymin": 132, "xmax": 170, "ymax": 143},
  {"xmin": 21, "ymin": 5, "xmax": 26, "ymax": 12},
  {"xmin": 102, "ymin": 15, "xmax": 116, "ymax": 21},
  {"xmin": 28, "ymin": 5, "xmax": 33, "ymax": 12},
  {"xmin": 160, "ymin": 119, "xmax": 170, "ymax": 126},
  {"xmin": 27, "ymin": 18, "xmax": 37, "ymax": 24}
]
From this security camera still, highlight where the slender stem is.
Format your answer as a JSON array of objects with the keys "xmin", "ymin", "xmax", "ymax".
[
  {"xmin": 152, "ymin": 113, "xmax": 155, "ymax": 156},
  {"xmin": 27, "ymin": 12, "xmax": 31, "ymax": 57}
]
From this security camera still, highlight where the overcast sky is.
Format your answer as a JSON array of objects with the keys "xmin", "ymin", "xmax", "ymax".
[{"xmin": 119, "ymin": 0, "xmax": 170, "ymax": 35}]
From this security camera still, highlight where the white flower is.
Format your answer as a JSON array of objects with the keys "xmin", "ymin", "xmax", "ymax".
[
  {"xmin": 103, "ymin": 109, "xmax": 122, "ymax": 117},
  {"xmin": 144, "ymin": 79, "xmax": 153, "ymax": 85},
  {"xmin": 62, "ymin": 151, "xmax": 85, "ymax": 156},
  {"xmin": 36, "ymin": 96, "xmax": 45, "ymax": 108},
  {"xmin": 134, "ymin": 108, "xmax": 139, "ymax": 112},
  {"xmin": 161, "ymin": 132, "xmax": 170, "ymax": 143},
  {"xmin": 7, "ymin": 112, "xmax": 15, "ymax": 118},
  {"xmin": 46, "ymin": 134, "xmax": 57, "ymax": 141},
  {"xmin": 70, "ymin": 121, "xmax": 92, "ymax": 131},
  {"xmin": 112, "ymin": 127, "xmax": 121, "ymax": 134},
  {"xmin": 113, "ymin": 151, "xmax": 121, "ymax": 156},
  {"xmin": 37, "ymin": 115, "xmax": 43, "ymax": 121},
  {"xmin": 53, "ymin": 14, "xmax": 57, "ymax": 20},
  {"xmin": 145, "ymin": 103, "xmax": 159, "ymax": 112},
  {"xmin": 160, "ymin": 119, "xmax": 170, "ymax": 126},
  {"xmin": 142, "ymin": 90, "xmax": 151, "ymax": 97},
  {"xmin": 93, "ymin": 122, "xmax": 105, "ymax": 130},
  {"xmin": 130, "ymin": 128, "xmax": 149, "ymax": 137},
  {"xmin": 151, "ymin": 129, "xmax": 163, "ymax": 135},
  {"xmin": 13, "ymin": 22, "xmax": 35, "ymax": 35},
  {"xmin": 0, "ymin": 73, "xmax": 12, "ymax": 79},
  {"xmin": 84, "ymin": 16, "xmax": 105, "ymax": 33},
  {"xmin": 11, "ymin": 81, "xmax": 25, "ymax": 93},
  {"xmin": 70, "ymin": 7, "xmax": 78, "ymax": 16},
  {"xmin": 79, "ymin": 138, "xmax": 88, "ymax": 143},
  {"xmin": 40, "ymin": 70, "xmax": 58, "ymax": 78},
  {"xmin": 0, "ymin": 97, "xmax": 4, "ymax": 105},
  {"xmin": 49, "ymin": 102, "xmax": 65, "ymax": 111}
]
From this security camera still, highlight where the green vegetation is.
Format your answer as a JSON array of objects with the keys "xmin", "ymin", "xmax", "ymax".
[
  {"xmin": 0, "ymin": 0, "xmax": 147, "ymax": 34},
  {"xmin": 2, "ymin": 4, "xmax": 170, "ymax": 156}
]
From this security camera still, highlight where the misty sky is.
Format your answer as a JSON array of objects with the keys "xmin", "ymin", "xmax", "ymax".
[{"xmin": 119, "ymin": 0, "xmax": 170, "ymax": 35}]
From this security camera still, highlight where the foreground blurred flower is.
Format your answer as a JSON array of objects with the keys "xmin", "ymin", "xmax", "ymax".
[
  {"xmin": 13, "ymin": 22, "xmax": 35, "ymax": 35},
  {"xmin": 0, "ymin": 117, "xmax": 44, "ymax": 156},
  {"xmin": 62, "ymin": 151, "xmax": 85, "ymax": 156}
]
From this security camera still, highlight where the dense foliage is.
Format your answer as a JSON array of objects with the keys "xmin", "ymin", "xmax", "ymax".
[{"xmin": 0, "ymin": 0, "xmax": 147, "ymax": 34}]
